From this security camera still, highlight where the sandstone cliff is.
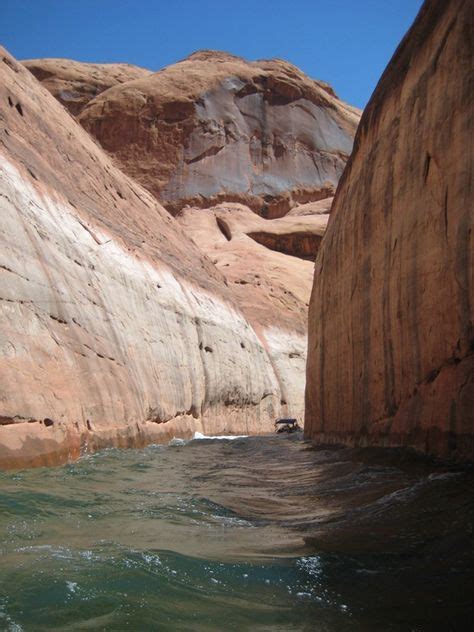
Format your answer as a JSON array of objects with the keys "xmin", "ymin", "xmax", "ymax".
[
  {"xmin": 74, "ymin": 50, "xmax": 360, "ymax": 216},
  {"xmin": 176, "ymin": 203, "xmax": 320, "ymax": 415},
  {"xmin": 0, "ymin": 47, "xmax": 307, "ymax": 468},
  {"xmin": 22, "ymin": 58, "xmax": 151, "ymax": 116},
  {"xmin": 305, "ymin": 0, "xmax": 473, "ymax": 460}
]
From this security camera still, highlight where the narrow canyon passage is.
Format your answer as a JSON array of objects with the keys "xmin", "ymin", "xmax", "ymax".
[
  {"xmin": 0, "ymin": 1, "xmax": 472, "ymax": 630},
  {"xmin": 1, "ymin": 435, "xmax": 472, "ymax": 631}
]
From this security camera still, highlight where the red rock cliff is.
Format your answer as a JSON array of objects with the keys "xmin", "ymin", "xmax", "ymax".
[
  {"xmin": 18, "ymin": 51, "xmax": 359, "ymax": 443},
  {"xmin": 305, "ymin": 0, "xmax": 473, "ymax": 460},
  {"xmin": 0, "ymin": 47, "xmax": 305, "ymax": 468},
  {"xmin": 75, "ymin": 51, "xmax": 360, "ymax": 216}
]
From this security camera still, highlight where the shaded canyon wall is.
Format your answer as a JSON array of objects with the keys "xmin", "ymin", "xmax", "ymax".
[{"xmin": 305, "ymin": 0, "xmax": 473, "ymax": 460}]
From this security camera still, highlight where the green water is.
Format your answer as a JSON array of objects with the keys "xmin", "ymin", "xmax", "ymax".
[{"xmin": 0, "ymin": 435, "xmax": 473, "ymax": 631}]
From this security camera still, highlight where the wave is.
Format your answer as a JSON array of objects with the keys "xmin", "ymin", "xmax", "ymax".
[{"xmin": 191, "ymin": 431, "xmax": 248, "ymax": 441}]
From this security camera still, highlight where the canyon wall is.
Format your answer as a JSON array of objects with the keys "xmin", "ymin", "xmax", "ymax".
[
  {"xmin": 14, "ymin": 50, "xmax": 359, "ymax": 468},
  {"xmin": 176, "ymin": 203, "xmax": 319, "ymax": 415},
  {"xmin": 305, "ymin": 0, "xmax": 473, "ymax": 460},
  {"xmin": 0, "ymin": 47, "xmax": 303, "ymax": 468}
]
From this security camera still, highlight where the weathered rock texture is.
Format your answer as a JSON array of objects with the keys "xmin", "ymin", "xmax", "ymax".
[
  {"xmin": 75, "ymin": 50, "xmax": 360, "ymax": 216},
  {"xmin": 181, "ymin": 202, "xmax": 328, "ymax": 261},
  {"xmin": 305, "ymin": 0, "xmax": 474, "ymax": 460},
  {"xmin": 286, "ymin": 197, "xmax": 333, "ymax": 217},
  {"xmin": 22, "ymin": 58, "xmax": 151, "ymax": 116},
  {"xmin": 0, "ymin": 47, "xmax": 307, "ymax": 469},
  {"xmin": 177, "ymin": 203, "xmax": 318, "ymax": 414}
]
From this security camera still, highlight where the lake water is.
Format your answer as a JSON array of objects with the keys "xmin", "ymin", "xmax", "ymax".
[{"xmin": 0, "ymin": 434, "xmax": 473, "ymax": 630}]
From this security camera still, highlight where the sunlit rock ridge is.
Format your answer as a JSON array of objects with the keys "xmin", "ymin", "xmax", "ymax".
[{"xmin": 22, "ymin": 57, "xmax": 152, "ymax": 116}]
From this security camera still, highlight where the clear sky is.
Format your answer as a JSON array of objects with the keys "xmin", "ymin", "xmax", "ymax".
[{"xmin": 1, "ymin": 0, "xmax": 423, "ymax": 109}]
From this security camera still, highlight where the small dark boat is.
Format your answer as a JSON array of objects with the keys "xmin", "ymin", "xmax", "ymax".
[{"xmin": 274, "ymin": 418, "xmax": 301, "ymax": 434}]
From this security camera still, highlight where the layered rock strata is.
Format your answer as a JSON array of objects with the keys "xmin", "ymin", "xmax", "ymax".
[
  {"xmin": 74, "ymin": 50, "xmax": 360, "ymax": 216},
  {"xmin": 305, "ymin": 0, "xmax": 474, "ymax": 460},
  {"xmin": 0, "ymin": 47, "xmax": 304, "ymax": 468}
]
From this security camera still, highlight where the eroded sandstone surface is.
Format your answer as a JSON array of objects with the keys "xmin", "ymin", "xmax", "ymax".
[
  {"xmin": 305, "ymin": 0, "xmax": 473, "ymax": 460},
  {"xmin": 177, "ymin": 203, "xmax": 319, "ymax": 414},
  {"xmin": 74, "ymin": 50, "xmax": 360, "ymax": 216},
  {"xmin": 22, "ymin": 58, "xmax": 151, "ymax": 116},
  {"xmin": 0, "ymin": 47, "xmax": 309, "ymax": 468}
]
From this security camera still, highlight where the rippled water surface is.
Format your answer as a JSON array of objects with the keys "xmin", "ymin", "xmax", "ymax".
[{"xmin": 0, "ymin": 435, "xmax": 473, "ymax": 631}]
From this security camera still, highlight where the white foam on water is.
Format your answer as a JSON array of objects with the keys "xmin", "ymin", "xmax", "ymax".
[
  {"xmin": 192, "ymin": 431, "xmax": 248, "ymax": 441},
  {"xmin": 141, "ymin": 553, "xmax": 162, "ymax": 567}
]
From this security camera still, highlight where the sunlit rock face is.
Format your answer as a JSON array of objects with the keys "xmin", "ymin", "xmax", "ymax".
[
  {"xmin": 0, "ymin": 47, "xmax": 311, "ymax": 469},
  {"xmin": 176, "ymin": 203, "xmax": 318, "ymax": 416},
  {"xmin": 75, "ymin": 50, "xmax": 360, "ymax": 216},
  {"xmin": 22, "ymin": 58, "xmax": 151, "ymax": 116},
  {"xmin": 305, "ymin": 0, "xmax": 474, "ymax": 460}
]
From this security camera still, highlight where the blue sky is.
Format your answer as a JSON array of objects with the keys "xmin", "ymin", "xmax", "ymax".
[{"xmin": 1, "ymin": 0, "xmax": 423, "ymax": 109}]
